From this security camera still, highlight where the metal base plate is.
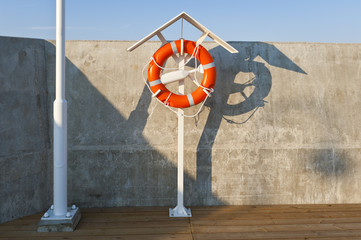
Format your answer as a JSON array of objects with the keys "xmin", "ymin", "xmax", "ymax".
[
  {"xmin": 169, "ymin": 205, "xmax": 192, "ymax": 217},
  {"xmin": 37, "ymin": 207, "xmax": 81, "ymax": 232}
]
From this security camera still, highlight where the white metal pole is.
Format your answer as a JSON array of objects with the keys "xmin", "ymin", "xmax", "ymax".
[
  {"xmin": 170, "ymin": 38, "xmax": 191, "ymax": 217},
  {"xmin": 53, "ymin": 0, "xmax": 67, "ymax": 216},
  {"xmin": 177, "ymin": 57, "xmax": 185, "ymax": 209}
]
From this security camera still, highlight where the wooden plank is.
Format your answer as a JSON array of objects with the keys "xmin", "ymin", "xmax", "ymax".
[
  {"xmin": 265, "ymin": 238, "xmax": 361, "ymax": 240},
  {"xmin": 191, "ymin": 204, "xmax": 361, "ymax": 213},
  {"xmin": 251, "ymin": 238, "xmax": 361, "ymax": 240},
  {"xmin": 192, "ymin": 217, "xmax": 361, "ymax": 226},
  {"xmin": 190, "ymin": 211, "xmax": 361, "ymax": 221},
  {"xmin": 81, "ymin": 206, "xmax": 170, "ymax": 213},
  {"xmin": 0, "ymin": 234, "xmax": 193, "ymax": 240},
  {"xmin": 0, "ymin": 226, "xmax": 191, "ymax": 237},
  {"xmin": 192, "ymin": 223, "xmax": 361, "ymax": 233},
  {"xmin": 193, "ymin": 230, "xmax": 361, "ymax": 240},
  {"xmin": 79, "ymin": 220, "xmax": 189, "ymax": 229},
  {"xmin": 0, "ymin": 220, "xmax": 189, "ymax": 232},
  {"xmin": 191, "ymin": 204, "xmax": 361, "ymax": 210},
  {"xmin": 2, "ymin": 205, "xmax": 361, "ymax": 240}
]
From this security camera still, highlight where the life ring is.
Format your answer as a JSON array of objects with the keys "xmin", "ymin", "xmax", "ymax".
[{"xmin": 148, "ymin": 39, "xmax": 216, "ymax": 108}]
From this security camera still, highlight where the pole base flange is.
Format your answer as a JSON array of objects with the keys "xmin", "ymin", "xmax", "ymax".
[
  {"xmin": 37, "ymin": 206, "xmax": 81, "ymax": 232},
  {"xmin": 169, "ymin": 205, "xmax": 192, "ymax": 217}
]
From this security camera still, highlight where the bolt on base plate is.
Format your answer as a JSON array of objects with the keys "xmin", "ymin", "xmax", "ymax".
[
  {"xmin": 37, "ymin": 206, "xmax": 81, "ymax": 232},
  {"xmin": 169, "ymin": 205, "xmax": 192, "ymax": 217}
]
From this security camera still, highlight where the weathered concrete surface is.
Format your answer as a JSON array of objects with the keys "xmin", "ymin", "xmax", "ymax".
[
  {"xmin": 2, "ymin": 37, "xmax": 361, "ymax": 223},
  {"xmin": 0, "ymin": 36, "xmax": 51, "ymax": 223},
  {"xmin": 52, "ymin": 41, "xmax": 361, "ymax": 207}
]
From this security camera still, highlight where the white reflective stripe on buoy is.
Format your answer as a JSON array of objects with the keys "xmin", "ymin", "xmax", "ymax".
[
  {"xmin": 187, "ymin": 94, "xmax": 195, "ymax": 106},
  {"xmin": 149, "ymin": 79, "xmax": 162, "ymax": 87},
  {"xmin": 152, "ymin": 89, "xmax": 161, "ymax": 98},
  {"xmin": 171, "ymin": 41, "xmax": 178, "ymax": 54},
  {"xmin": 203, "ymin": 62, "xmax": 215, "ymax": 70},
  {"xmin": 181, "ymin": 39, "xmax": 184, "ymax": 55}
]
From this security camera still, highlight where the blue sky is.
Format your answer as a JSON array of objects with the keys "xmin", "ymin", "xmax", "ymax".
[{"xmin": 0, "ymin": 0, "xmax": 360, "ymax": 43}]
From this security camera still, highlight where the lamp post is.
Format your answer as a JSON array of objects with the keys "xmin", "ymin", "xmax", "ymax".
[
  {"xmin": 37, "ymin": 0, "xmax": 81, "ymax": 232},
  {"xmin": 53, "ymin": 0, "xmax": 67, "ymax": 217}
]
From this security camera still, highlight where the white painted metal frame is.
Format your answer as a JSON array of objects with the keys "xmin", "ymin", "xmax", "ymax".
[
  {"xmin": 53, "ymin": 0, "xmax": 67, "ymax": 217},
  {"xmin": 127, "ymin": 12, "xmax": 238, "ymax": 54},
  {"xmin": 40, "ymin": 0, "xmax": 79, "ymax": 222},
  {"xmin": 169, "ymin": 39, "xmax": 192, "ymax": 217},
  {"xmin": 128, "ymin": 12, "xmax": 237, "ymax": 218}
]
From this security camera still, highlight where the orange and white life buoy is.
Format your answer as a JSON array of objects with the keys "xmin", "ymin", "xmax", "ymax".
[{"xmin": 148, "ymin": 39, "xmax": 216, "ymax": 108}]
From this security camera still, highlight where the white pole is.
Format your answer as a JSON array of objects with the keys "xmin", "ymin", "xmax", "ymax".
[
  {"xmin": 53, "ymin": 0, "xmax": 67, "ymax": 216},
  {"xmin": 177, "ymin": 57, "xmax": 185, "ymax": 209},
  {"xmin": 169, "ymin": 38, "xmax": 191, "ymax": 217}
]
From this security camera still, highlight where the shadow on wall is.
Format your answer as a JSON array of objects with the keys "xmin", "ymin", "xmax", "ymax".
[
  {"xmin": 307, "ymin": 148, "xmax": 353, "ymax": 180},
  {"xmin": 0, "ymin": 36, "xmax": 51, "ymax": 223},
  {"xmin": 46, "ymin": 41, "xmax": 306, "ymax": 207},
  {"xmin": 192, "ymin": 42, "xmax": 307, "ymax": 204},
  {"xmin": 45, "ymin": 41, "xmax": 226, "ymax": 207}
]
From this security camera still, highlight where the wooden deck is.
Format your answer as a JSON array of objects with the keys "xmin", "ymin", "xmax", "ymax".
[{"xmin": 2, "ymin": 204, "xmax": 361, "ymax": 239}]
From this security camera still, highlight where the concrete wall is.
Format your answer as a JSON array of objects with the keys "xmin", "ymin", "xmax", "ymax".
[
  {"xmin": 2, "ymin": 36, "xmax": 361, "ymax": 223},
  {"xmin": 0, "ymin": 36, "xmax": 51, "ymax": 223}
]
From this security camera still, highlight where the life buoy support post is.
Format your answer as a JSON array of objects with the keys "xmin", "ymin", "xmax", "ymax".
[{"xmin": 148, "ymin": 40, "xmax": 216, "ymax": 109}]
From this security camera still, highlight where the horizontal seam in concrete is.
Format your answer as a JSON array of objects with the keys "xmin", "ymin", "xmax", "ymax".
[
  {"xmin": 69, "ymin": 145, "xmax": 361, "ymax": 151},
  {"xmin": 0, "ymin": 150, "xmax": 50, "ymax": 159}
]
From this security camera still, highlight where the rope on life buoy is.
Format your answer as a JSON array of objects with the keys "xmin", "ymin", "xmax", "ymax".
[{"xmin": 141, "ymin": 39, "xmax": 216, "ymax": 118}]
